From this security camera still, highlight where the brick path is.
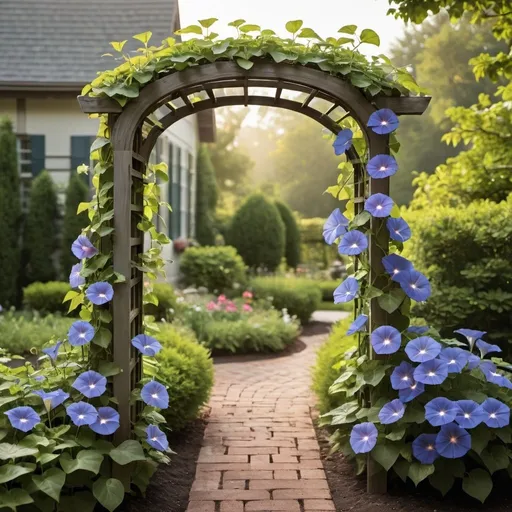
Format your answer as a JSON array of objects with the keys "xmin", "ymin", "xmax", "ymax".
[{"xmin": 187, "ymin": 315, "xmax": 347, "ymax": 512}]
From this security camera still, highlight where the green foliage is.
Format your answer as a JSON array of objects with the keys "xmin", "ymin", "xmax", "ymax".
[
  {"xmin": 144, "ymin": 282, "xmax": 178, "ymax": 321},
  {"xmin": 229, "ymin": 194, "xmax": 285, "ymax": 271},
  {"xmin": 180, "ymin": 245, "xmax": 247, "ymax": 292},
  {"xmin": 275, "ymin": 201, "xmax": 301, "ymax": 269},
  {"xmin": 23, "ymin": 281, "xmax": 71, "ymax": 314},
  {"xmin": 0, "ymin": 117, "xmax": 21, "ymax": 307},
  {"xmin": 195, "ymin": 145, "xmax": 218, "ymax": 245},
  {"xmin": 298, "ymin": 217, "xmax": 339, "ymax": 269}
]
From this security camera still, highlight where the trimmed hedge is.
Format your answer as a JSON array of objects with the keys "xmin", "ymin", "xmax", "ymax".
[
  {"xmin": 275, "ymin": 201, "xmax": 301, "ymax": 269},
  {"xmin": 23, "ymin": 281, "xmax": 71, "ymax": 314},
  {"xmin": 145, "ymin": 282, "xmax": 178, "ymax": 321}
]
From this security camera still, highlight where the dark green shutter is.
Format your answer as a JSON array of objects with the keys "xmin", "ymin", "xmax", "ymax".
[
  {"xmin": 71, "ymin": 136, "xmax": 93, "ymax": 185},
  {"xmin": 30, "ymin": 135, "xmax": 45, "ymax": 176}
]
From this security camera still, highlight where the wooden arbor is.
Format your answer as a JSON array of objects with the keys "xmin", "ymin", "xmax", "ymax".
[{"xmin": 78, "ymin": 60, "xmax": 429, "ymax": 489}]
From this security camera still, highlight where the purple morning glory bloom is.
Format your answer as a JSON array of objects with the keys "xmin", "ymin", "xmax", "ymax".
[
  {"xmin": 412, "ymin": 434, "xmax": 439, "ymax": 464},
  {"xmin": 332, "ymin": 129, "xmax": 353, "ymax": 155},
  {"xmin": 346, "ymin": 314, "xmax": 368, "ymax": 335},
  {"xmin": 141, "ymin": 381, "xmax": 169, "ymax": 409},
  {"xmin": 476, "ymin": 340, "xmax": 502, "ymax": 357},
  {"xmin": 378, "ymin": 399, "xmax": 405, "ymax": 424},
  {"xmin": 67, "ymin": 402, "xmax": 98, "ymax": 426},
  {"xmin": 390, "ymin": 361, "xmax": 415, "ymax": 390},
  {"xmin": 72, "ymin": 370, "xmax": 107, "ymax": 399},
  {"xmin": 405, "ymin": 336, "xmax": 441, "ymax": 363},
  {"xmin": 69, "ymin": 263, "xmax": 85, "ymax": 288},
  {"xmin": 366, "ymin": 154, "xmax": 398, "ymax": 179},
  {"xmin": 467, "ymin": 354, "xmax": 481, "ymax": 370},
  {"xmin": 5, "ymin": 406, "xmax": 40, "ymax": 432},
  {"xmin": 90, "ymin": 407, "xmax": 120, "ymax": 435},
  {"xmin": 71, "ymin": 235, "xmax": 98, "ymax": 259},
  {"xmin": 407, "ymin": 325, "xmax": 429, "ymax": 335},
  {"xmin": 414, "ymin": 359, "xmax": 449, "ymax": 385},
  {"xmin": 483, "ymin": 367, "xmax": 512, "ymax": 388},
  {"xmin": 439, "ymin": 348, "xmax": 469, "ymax": 374},
  {"xmin": 398, "ymin": 270, "xmax": 431, "ymax": 302},
  {"xmin": 454, "ymin": 329, "xmax": 487, "ymax": 349},
  {"xmin": 386, "ymin": 217, "xmax": 411, "ymax": 243},
  {"xmin": 86, "ymin": 282, "xmax": 114, "ymax": 305},
  {"xmin": 382, "ymin": 254, "xmax": 413, "ymax": 282},
  {"xmin": 131, "ymin": 334, "xmax": 162, "ymax": 357},
  {"xmin": 146, "ymin": 425, "xmax": 169, "ymax": 451},
  {"xmin": 333, "ymin": 277, "xmax": 359, "ymax": 304},
  {"xmin": 368, "ymin": 108, "xmax": 399, "ymax": 134},
  {"xmin": 481, "ymin": 398, "xmax": 510, "ymax": 428},
  {"xmin": 33, "ymin": 389, "xmax": 69, "ymax": 410},
  {"xmin": 68, "ymin": 321, "xmax": 95, "ymax": 347},
  {"xmin": 364, "ymin": 193, "xmax": 394, "ymax": 218},
  {"xmin": 349, "ymin": 422, "xmax": 378, "ymax": 454},
  {"xmin": 399, "ymin": 381, "xmax": 425, "ymax": 403},
  {"xmin": 425, "ymin": 397, "xmax": 459, "ymax": 426},
  {"xmin": 479, "ymin": 360, "xmax": 496, "ymax": 374},
  {"xmin": 323, "ymin": 209, "xmax": 349, "ymax": 245},
  {"xmin": 42, "ymin": 341, "xmax": 63, "ymax": 361},
  {"xmin": 338, "ymin": 230, "xmax": 368, "ymax": 256},
  {"xmin": 370, "ymin": 325, "xmax": 401, "ymax": 355},
  {"xmin": 455, "ymin": 400, "xmax": 486, "ymax": 429},
  {"xmin": 435, "ymin": 423, "xmax": 471, "ymax": 458}
]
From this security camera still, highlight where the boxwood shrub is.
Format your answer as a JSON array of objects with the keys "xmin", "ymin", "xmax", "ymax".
[
  {"xmin": 145, "ymin": 282, "xmax": 178, "ymax": 321},
  {"xmin": 23, "ymin": 281, "xmax": 71, "ymax": 314}
]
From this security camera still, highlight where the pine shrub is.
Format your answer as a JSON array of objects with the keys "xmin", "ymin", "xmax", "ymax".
[{"xmin": 275, "ymin": 200, "xmax": 301, "ymax": 269}]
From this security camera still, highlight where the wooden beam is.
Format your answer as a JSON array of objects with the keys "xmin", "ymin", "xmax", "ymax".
[
  {"xmin": 374, "ymin": 95, "xmax": 431, "ymax": 115},
  {"xmin": 77, "ymin": 95, "xmax": 122, "ymax": 114}
]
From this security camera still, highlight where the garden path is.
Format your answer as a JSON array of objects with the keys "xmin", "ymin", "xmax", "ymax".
[{"xmin": 186, "ymin": 311, "xmax": 348, "ymax": 512}]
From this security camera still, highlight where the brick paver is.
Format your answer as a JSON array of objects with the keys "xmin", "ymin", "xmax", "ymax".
[{"xmin": 186, "ymin": 317, "xmax": 347, "ymax": 512}]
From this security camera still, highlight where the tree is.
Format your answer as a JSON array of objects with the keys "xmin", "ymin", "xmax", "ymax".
[
  {"xmin": 61, "ymin": 172, "xmax": 89, "ymax": 277},
  {"xmin": 0, "ymin": 117, "xmax": 21, "ymax": 307},
  {"xmin": 275, "ymin": 201, "xmax": 301, "ymax": 269}
]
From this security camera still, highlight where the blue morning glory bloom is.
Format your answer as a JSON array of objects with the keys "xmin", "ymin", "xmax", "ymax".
[
  {"xmin": 146, "ymin": 425, "xmax": 169, "ymax": 451},
  {"xmin": 42, "ymin": 341, "xmax": 63, "ymax": 361},
  {"xmin": 414, "ymin": 359, "xmax": 449, "ymax": 385},
  {"xmin": 398, "ymin": 270, "xmax": 431, "ymax": 302},
  {"xmin": 368, "ymin": 108, "xmax": 399, "ymax": 134},
  {"xmin": 435, "ymin": 423, "xmax": 471, "ymax": 458},
  {"xmin": 338, "ymin": 230, "xmax": 368, "ymax": 256},
  {"xmin": 390, "ymin": 361, "xmax": 415, "ymax": 390},
  {"xmin": 141, "ymin": 381, "xmax": 169, "ymax": 409},
  {"xmin": 476, "ymin": 340, "xmax": 502, "ymax": 357},
  {"xmin": 86, "ymin": 282, "xmax": 114, "ymax": 305},
  {"xmin": 332, "ymin": 129, "xmax": 353, "ymax": 155},
  {"xmin": 454, "ymin": 329, "xmax": 487, "ymax": 350},
  {"xmin": 366, "ymin": 154, "xmax": 398, "ymax": 179},
  {"xmin": 323, "ymin": 209, "xmax": 349, "ymax": 245},
  {"xmin": 5, "ymin": 406, "xmax": 40, "ymax": 432},
  {"xmin": 439, "ymin": 348, "xmax": 469, "ymax": 374},
  {"xmin": 382, "ymin": 254, "xmax": 413, "ymax": 282},
  {"xmin": 371, "ymin": 325, "xmax": 401, "ymax": 354},
  {"xmin": 346, "ymin": 314, "xmax": 368, "ymax": 335},
  {"xmin": 479, "ymin": 360, "xmax": 497, "ymax": 375},
  {"xmin": 467, "ymin": 354, "xmax": 481, "ymax": 370},
  {"xmin": 90, "ymin": 407, "xmax": 120, "ymax": 435},
  {"xmin": 131, "ymin": 334, "xmax": 162, "ymax": 357},
  {"xmin": 67, "ymin": 402, "xmax": 98, "ymax": 426},
  {"xmin": 399, "ymin": 381, "xmax": 425, "ymax": 403},
  {"xmin": 33, "ymin": 389, "xmax": 69, "ymax": 410},
  {"xmin": 412, "ymin": 434, "xmax": 439, "ymax": 465},
  {"xmin": 364, "ymin": 193, "xmax": 394, "ymax": 218},
  {"xmin": 405, "ymin": 336, "xmax": 441, "ymax": 363},
  {"xmin": 386, "ymin": 217, "xmax": 411, "ymax": 243},
  {"xmin": 378, "ymin": 399, "xmax": 405, "ymax": 424},
  {"xmin": 407, "ymin": 326, "xmax": 429, "ymax": 335},
  {"xmin": 349, "ymin": 422, "xmax": 378, "ymax": 454},
  {"xmin": 334, "ymin": 277, "xmax": 359, "ymax": 304},
  {"xmin": 481, "ymin": 398, "xmax": 510, "ymax": 428},
  {"xmin": 425, "ymin": 397, "xmax": 459, "ymax": 426},
  {"xmin": 71, "ymin": 235, "xmax": 98, "ymax": 259},
  {"xmin": 455, "ymin": 400, "xmax": 486, "ymax": 429},
  {"xmin": 69, "ymin": 263, "xmax": 85, "ymax": 288},
  {"xmin": 68, "ymin": 321, "xmax": 95, "ymax": 347},
  {"xmin": 72, "ymin": 370, "xmax": 107, "ymax": 399}
]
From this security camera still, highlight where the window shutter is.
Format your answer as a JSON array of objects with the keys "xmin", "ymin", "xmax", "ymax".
[{"xmin": 30, "ymin": 135, "xmax": 45, "ymax": 176}]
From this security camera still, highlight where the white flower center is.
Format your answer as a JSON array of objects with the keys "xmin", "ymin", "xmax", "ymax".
[
  {"xmin": 99, "ymin": 293, "xmax": 107, "ymax": 298},
  {"xmin": 379, "ymin": 166, "xmax": 387, "ymax": 171},
  {"xmin": 144, "ymin": 345, "xmax": 151, "ymax": 350},
  {"xmin": 151, "ymin": 393, "xmax": 159, "ymax": 399},
  {"xmin": 411, "ymin": 284, "xmax": 417, "ymax": 289},
  {"xmin": 89, "ymin": 384, "xmax": 96, "ymax": 389},
  {"xmin": 79, "ymin": 414, "xmax": 85, "ymax": 420},
  {"xmin": 152, "ymin": 437, "xmax": 158, "ymax": 441},
  {"xmin": 383, "ymin": 338, "xmax": 391, "ymax": 345},
  {"xmin": 81, "ymin": 245, "xmax": 88, "ymax": 251},
  {"xmin": 351, "ymin": 243, "xmax": 358, "ymax": 248},
  {"xmin": 393, "ymin": 269, "xmax": 399, "ymax": 274},
  {"xmin": 363, "ymin": 436, "xmax": 369, "ymax": 441},
  {"xmin": 411, "ymin": 384, "xmax": 417, "ymax": 390},
  {"xmin": 450, "ymin": 436, "xmax": 457, "ymax": 443},
  {"xmin": 402, "ymin": 375, "xmax": 409, "ymax": 381},
  {"xmin": 381, "ymin": 120, "xmax": 388, "ymax": 125},
  {"xmin": 419, "ymin": 349, "xmax": 426, "ymax": 355},
  {"xmin": 428, "ymin": 371, "xmax": 436, "ymax": 377},
  {"xmin": 392, "ymin": 412, "xmax": 399, "ymax": 416},
  {"xmin": 464, "ymin": 413, "xmax": 470, "ymax": 419},
  {"xmin": 449, "ymin": 359, "xmax": 456, "ymax": 365},
  {"xmin": 376, "ymin": 205, "xmax": 383, "ymax": 210},
  {"xmin": 490, "ymin": 413, "xmax": 497, "ymax": 419},
  {"xmin": 427, "ymin": 445, "xmax": 434, "ymax": 451},
  {"xmin": 20, "ymin": 418, "xmax": 28, "ymax": 423},
  {"xmin": 395, "ymin": 230, "xmax": 400, "ymax": 234},
  {"xmin": 100, "ymin": 419, "xmax": 107, "ymax": 424},
  {"xmin": 439, "ymin": 411, "xmax": 445, "ymax": 416},
  {"xmin": 79, "ymin": 333, "xmax": 86, "ymax": 338}
]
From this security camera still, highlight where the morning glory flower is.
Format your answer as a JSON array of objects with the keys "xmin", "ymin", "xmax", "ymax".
[
  {"xmin": 414, "ymin": 359, "xmax": 449, "ymax": 385},
  {"xmin": 367, "ymin": 108, "xmax": 399, "ymax": 134},
  {"xmin": 71, "ymin": 235, "xmax": 98, "ymax": 259},
  {"xmin": 382, "ymin": 254, "xmax": 413, "ymax": 282},
  {"xmin": 455, "ymin": 400, "xmax": 486, "ymax": 429},
  {"xmin": 323, "ymin": 208, "xmax": 349, "ymax": 245},
  {"xmin": 332, "ymin": 129, "xmax": 353, "ymax": 155},
  {"xmin": 412, "ymin": 434, "xmax": 439, "ymax": 465},
  {"xmin": 42, "ymin": 341, "xmax": 63, "ymax": 361},
  {"xmin": 131, "ymin": 334, "xmax": 163, "ymax": 357},
  {"xmin": 338, "ymin": 230, "xmax": 368, "ymax": 256},
  {"xmin": 5, "ymin": 406, "xmax": 41, "ymax": 432},
  {"xmin": 425, "ymin": 397, "xmax": 459, "ymax": 426},
  {"xmin": 67, "ymin": 402, "xmax": 98, "ymax": 426},
  {"xmin": 68, "ymin": 321, "xmax": 95, "ymax": 347},
  {"xmin": 33, "ymin": 389, "xmax": 69, "ymax": 410},
  {"xmin": 371, "ymin": 325, "xmax": 401, "ymax": 354},
  {"xmin": 438, "ymin": 348, "xmax": 469, "ymax": 374},
  {"xmin": 399, "ymin": 381, "xmax": 425, "ymax": 403},
  {"xmin": 69, "ymin": 263, "xmax": 85, "ymax": 288},
  {"xmin": 146, "ymin": 425, "xmax": 169, "ymax": 451},
  {"xmin": 398, "ymin": 270, "xmax": 431, "ymax": 302},
  {"xmin": 435, "ymin": 423, "xmax": 471, "ymax": 458},
  {"xmin": 346, "ymin": 314, "xmax": 368, "ymax": 335},
  {"xmin": 481, "ymin": 398, "xmax": 510, "ymax": 428},
  {"xmin": 407, "ymin": 326, "xmax": 429, "ymax": 335},
  {"xmin": 479, "ymin": 360, "xmax": 496, "ymax": 375},
  {"xmin": 90, "ymin": 407, "xmax": 120, "ymax": 435},
  {"xmin": 405, "ymin": 336, "xmax": 441, "ymax": 363},
  {"xmin": 483, "ymin": 367, "xmax": 512, "ymax": 389},
  {"xmin": 334, "ymin": 277, "xmax": 359, "ymax": 304},
  {"xmin": 467, "ymin": 354, "xmax": 481, "ymax": 370},
  {"xmin": 378, "ymin": 399, "xmax": 405, "ymax": 424},
  {"xmin": 86, "ymin": 282, "xmax": 114, "ymax": 305},
  {"xmin": 141, "ymin": 381, "xmax": 169, "ymax": 409},
  {"xmin": 366, "ymin": 154, "xmax": 398, "ymax": 179},
  {"xmin": 476, "ymin": 340, "xmax": 502, "ymax": 357},
  {"xmin": 72, "ymin": 371, "xmax": 107, "ymax": 399},
  {"xmin": 454, "ymin": 329, "xmax": 487, "ymax": 350},
  {"xmin": 349, "ymin": 422, "xmax": 378, "ymax": 454},
  {"xmin": 386, "ymin": 217, "xmax": 411, "ymax": 243},
  {"xmin": 364, "ymin": 193, "xmax": 394, "ymax": 218},
  {"xmin": 390, "ymin": 361, "xmax": 415, "ymax": 390}
]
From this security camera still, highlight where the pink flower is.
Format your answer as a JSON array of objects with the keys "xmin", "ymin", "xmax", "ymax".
[
  {"xmin": 217, "ymin": 295, "xmax": 227, "ymax": 303},
  {"xmin": 242, "ymin": 291, "xmax": 253, "ymax": 299},
  {"xmin": 225, "ymin": 302, "xmax": 238, "ymax": 313},
  {"xmin": 243, "ymin": 304, "xmax": 253, "ymax": 313},
  {"xmin": 206, "ymin": 301, "xmax": 218, "ymax": 311}
]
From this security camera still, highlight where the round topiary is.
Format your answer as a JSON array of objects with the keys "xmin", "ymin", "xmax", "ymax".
[
  {"xmin": 275, "ymin": 200, "xmax": 301, "ymax": 269},
  {"xmin": 229, "ymin": 193, "xmax": 285, "ymax": 271}
]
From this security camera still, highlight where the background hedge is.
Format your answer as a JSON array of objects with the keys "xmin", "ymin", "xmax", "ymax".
[
  {"xmin": 145, "ymin": 282, "xmax": 178, "ymax": 322},
  {"xmin": 275, "ymin": 200, "xmax": 301, "ymax": 269},
  {"xmin": 23, "ymin": 281, "xmax": 71, "ymax": 314}
]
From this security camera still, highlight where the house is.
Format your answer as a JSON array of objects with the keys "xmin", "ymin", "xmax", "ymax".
[{"xmin": 0, "ymin": 0, "xmax": 215, "ymax": 281}]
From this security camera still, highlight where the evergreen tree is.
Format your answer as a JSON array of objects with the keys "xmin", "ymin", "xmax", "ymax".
[
  {"xmin": 275, "ymin": 200, "xmax": 301, "ymax": 269},
  {"xmin": 195, "ymin": 145, "xmax": 217, "ymax": 245}
]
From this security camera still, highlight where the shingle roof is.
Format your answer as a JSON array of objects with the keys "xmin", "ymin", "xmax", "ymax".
[{"xmin": 0, "ymin": 0, "xmax": 179, "ymax": 85}]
